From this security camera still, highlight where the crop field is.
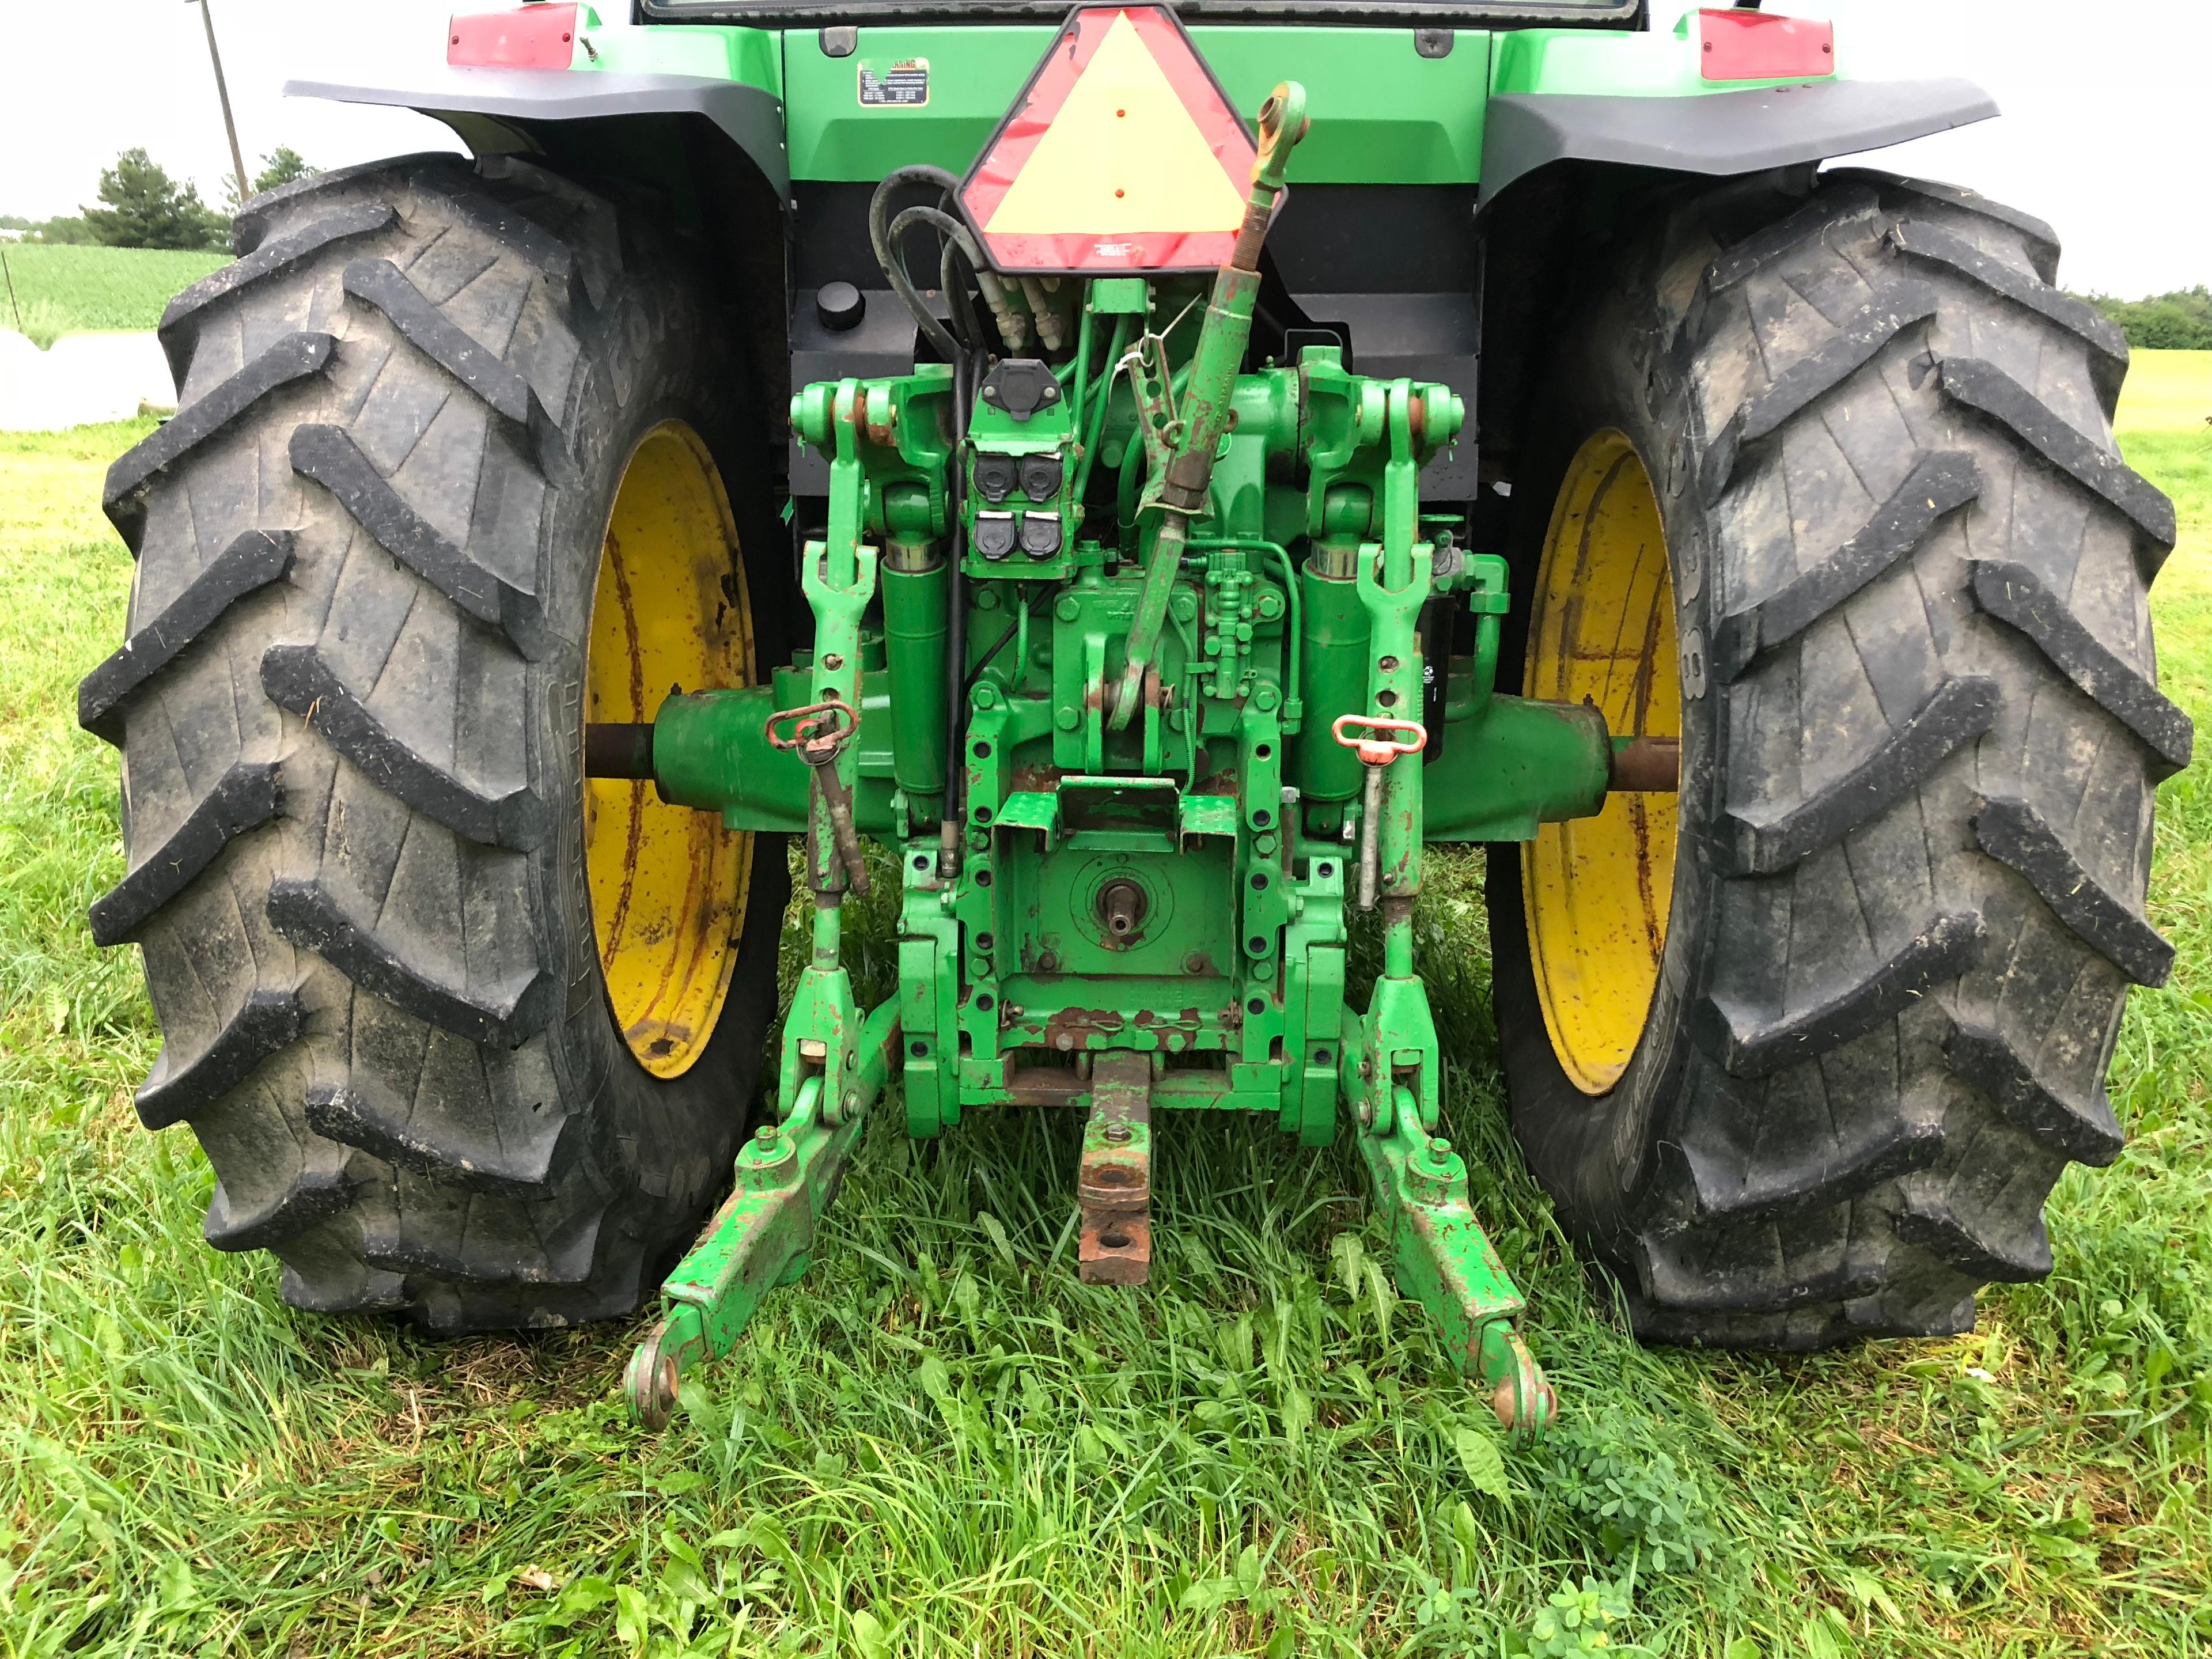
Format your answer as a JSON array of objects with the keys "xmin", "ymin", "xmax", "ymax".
[
  {"xmin": 0, "ymin": 361, "xmax": 2207, "ymax": 1656},
  {"xmin": 0, "ymin": 245, "xmax": 229, "ymax": 349}
]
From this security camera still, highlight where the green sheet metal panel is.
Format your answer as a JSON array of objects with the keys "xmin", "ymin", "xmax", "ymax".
[{"xmin": 782, "ymin": 25, "xmax": 1491, "ymax": 184}]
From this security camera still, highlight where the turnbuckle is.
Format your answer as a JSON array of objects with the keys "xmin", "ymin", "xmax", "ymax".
[
  {"xmin": 1333, "ymin": 714, "xmax": 1427, "ymax": 911},
  {"xmin": 767, "ymin": 698, "xmax": 870, "ymax": 896}
]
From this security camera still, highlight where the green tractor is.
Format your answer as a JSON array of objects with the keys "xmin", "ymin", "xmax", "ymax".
[{"xmin": 86, "ymin": 0, "xmax": 2186, "ymax": 1434}]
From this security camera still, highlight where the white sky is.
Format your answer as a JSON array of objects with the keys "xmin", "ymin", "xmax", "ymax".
[{"xmin": 0, "ymin": 0, "xmax": 2202, "ymax": 298}]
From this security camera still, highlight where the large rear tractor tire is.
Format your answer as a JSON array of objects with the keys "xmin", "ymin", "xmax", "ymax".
[
  {"xmin": 83, "ymin": 155, "xmax": 793, "ymax": 1331},
  {"xmin": 1487, "ymin": 169, "xmax": 2188, "ymax": 1348}
]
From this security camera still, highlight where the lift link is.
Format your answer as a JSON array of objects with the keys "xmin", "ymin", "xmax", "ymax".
[
  {"xmin": 1333, "ymin": 714, "xmax": 1427, "ymax": 910},
  {"xmin": 624, "ymin": 1002, "xmax": 902, "ymax": 1430},
  {"xmin": 1338, "ymin": 378, "xmax": 1555, "ymax": 1437}
]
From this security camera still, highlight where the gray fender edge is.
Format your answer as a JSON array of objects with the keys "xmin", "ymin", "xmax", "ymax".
[
  {"xmin": 1480, "ymin": 77, "xmax": 1998, "ymax": 212},
  {"xmin": 286, "ymin": 69, "xmax": 790, "ymax": 202}
]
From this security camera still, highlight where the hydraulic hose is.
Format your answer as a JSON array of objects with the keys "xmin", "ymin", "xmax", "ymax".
[
  {"xmin": 868, "ymin": 166, "xmax": 965, "ymax": 366},
  {"xmin": 889, "ymin": 204, "xmax": 1025, "ymax": 354},
  {"xmin": 942, "ymin": 349, "xmax": 974, "ymax": 842}
]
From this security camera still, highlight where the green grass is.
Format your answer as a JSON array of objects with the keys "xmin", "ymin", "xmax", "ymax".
[
  {"xmin": 0, "ymin": 245, "xmax": 228, "ymax": 349},
  {"xmin": 1, "ymin": 415, "xmax": 2208, "ymax": 1659},
  {"xmin": 2117, "ymin": 350, "xmax": 2212, "ymax": 439}
]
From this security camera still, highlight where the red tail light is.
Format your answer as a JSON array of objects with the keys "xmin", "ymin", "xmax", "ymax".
[
  {"xmin": 449, "ymin": 3, "xmax": 579, "ymax": 70},
  {"xmin": 1699, "ymin": 9, "xmax": 1836, "ymax": 82}
]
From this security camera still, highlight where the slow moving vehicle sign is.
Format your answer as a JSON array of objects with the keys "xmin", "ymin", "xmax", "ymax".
[{"xmin": 958, "ymin": 5, "xmax": 1257, "ymax": 273}]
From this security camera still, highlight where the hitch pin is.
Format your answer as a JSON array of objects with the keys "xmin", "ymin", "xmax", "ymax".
[
  {"xmin": 1332, "ymin": 714, "xmax": 1427, "ymax": 911},
  {"xmin": 767, "ymin": 698, "xmax": 870, "ymax": 897}
]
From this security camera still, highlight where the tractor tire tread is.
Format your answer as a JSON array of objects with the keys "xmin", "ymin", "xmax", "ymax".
[
  {"xmin": 1936, "ymin": 355, "xmax": 2175, "ymax": 562},
  {"xmin": 134, "ymin": 989, "xmax": 305, "ymax": 1131},
  {"xmin": 1718, "ymin": 674, "xmax": 1999, "ymax": 874},
  {"xmin": 286, "ymin": 423, "xmax": 543, "ymax": 651},
  {"xmin": 260, "ymin": 643, "xmax": 546, "ymax": 850},
  {"xmin": 105, "ymin": 332, "xmax": 336, "ymax": 551},
  {"xmin": 1712, "ymin": 449, "xmax": 1980, "ymax": 682},
  {"xmin": 78, "ymin": 530, "xmax": 297, "ymax": 742},
  {"xmin": 89, "ymin": 760, "xmax": 282, "ymax": 946},
  {"xmin": 1971, "ymin": 796, "xmax": 2175, "ymax": 985},
  {"xmin": 265, "ymin": 876, "xmax": 557, "ymax": 1047},
  {"xmin": 1969, "ymin": 559, "xmax": 2194, "ymax": 775},
  {"xmin": 158, "ymin": 206, "xmax": 395, "ymax": 384},
  {"xmin": 1702, "ymin": 279, "xmax": 1940, "ymax": 498},
  {"xmin": 305, "ymin": 1084, "xmax": 566, "ymax": 1200}
]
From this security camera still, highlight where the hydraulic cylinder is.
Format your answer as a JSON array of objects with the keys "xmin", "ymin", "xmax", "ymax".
[
  {"xmin": 1296, "ymin": 560, "xmax": 1371, "ymax": 802},
  {"xmin": 880, "ymin": 551, "xmax": 949, "ymax": 805}
]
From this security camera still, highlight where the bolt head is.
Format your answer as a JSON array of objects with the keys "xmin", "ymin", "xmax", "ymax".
[{"xmin": 1104, "ymin": 1123, "xmax": 1132, "ymax": 1144}]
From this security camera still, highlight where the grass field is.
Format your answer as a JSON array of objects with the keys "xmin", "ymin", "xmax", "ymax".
[
  {"xmin": 0, "ymin": 245, "xmax": 229, "ymax": 349},
  {"xmin": 2117, "ymin": 350, "xmax": 2212, "ymax": 440},
  {"xmin": 1, "ymin": 392, "xmax": 2207, "ymax": 1657}
]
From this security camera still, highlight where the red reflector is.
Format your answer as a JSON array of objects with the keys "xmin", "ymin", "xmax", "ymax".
[
  {"xmin": 1698, "ymin": 9, "xmax": 1835, "ymax": 82},
  {"xmin": 449, "ymin": 3, "xmax": 578, "ymax": 69}
]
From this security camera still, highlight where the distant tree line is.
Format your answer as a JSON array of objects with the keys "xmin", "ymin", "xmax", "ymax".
[
  {"xmin": 2, "ymin": 147, "xmax": 314, "ymax": 249},
  {"xmin": 2082, "ymin": 287, "xmax": 2212, "ymax": 351}
]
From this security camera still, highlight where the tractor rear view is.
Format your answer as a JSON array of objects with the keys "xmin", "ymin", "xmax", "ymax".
[{"xmin": 85, "ymin": 0, "xmax": 2187, "ymax": 1431}]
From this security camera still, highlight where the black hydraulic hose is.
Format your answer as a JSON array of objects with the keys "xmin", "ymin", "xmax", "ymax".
[
  {"xmin": 942, "ymin": 349, "xmax": 974, "ymax": 830},
  {"xmin": 890, "ymin": 205, "xmax": 1022, "ymax": 354},
  {"xmin": 869, "ymin": 166, "xmax": 965, "ymax": 366},
  {"xmin": 941, "ymin": 238, "xmax": 988, "ymax": 361}
]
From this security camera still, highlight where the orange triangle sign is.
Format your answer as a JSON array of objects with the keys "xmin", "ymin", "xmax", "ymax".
[{"xmin": 959, "ymin": 5, "xmax": 1256, "ymax": 274}]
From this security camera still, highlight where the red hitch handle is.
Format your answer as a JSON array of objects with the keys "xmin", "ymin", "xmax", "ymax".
[
  {"xmin": 765, "ymin": 697, "xmax": 862, "ymax": 758},
  {"xmin": 1331, "ymin": 713, "xmax": 1428, "ymax": 767}
]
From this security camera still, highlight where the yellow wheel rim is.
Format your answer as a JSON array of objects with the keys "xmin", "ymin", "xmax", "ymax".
[
  {"xmin": 1522, "ymin": 430, "xmax": 1680, "ymax": 1096},
  {"xmin": 585, "ymin": 423, "xmax": 755, "ymax": 1079}
]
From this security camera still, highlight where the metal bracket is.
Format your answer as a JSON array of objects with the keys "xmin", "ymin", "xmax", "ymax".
[{"xmin": 1077, "ymin": 1051, "xmax": 1153, "ymax": 1285}]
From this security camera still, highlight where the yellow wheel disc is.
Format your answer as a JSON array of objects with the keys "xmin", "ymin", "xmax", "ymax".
[
  {"xmin": 1522, "ymin": 430, "xmax": 1680, "ymax": 1096},
  {"xmin": 585, "ymin": 423, "xmax": 755, "ymax": 1078}
]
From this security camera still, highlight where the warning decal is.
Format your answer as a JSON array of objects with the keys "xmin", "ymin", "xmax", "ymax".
[
  {"xmin": 957, "ymin": 6, "xmax": 1256, "ymax": 273},
  {"xmin": 859, "ymin": 58, "xmax": 930, "ymax": 107}
]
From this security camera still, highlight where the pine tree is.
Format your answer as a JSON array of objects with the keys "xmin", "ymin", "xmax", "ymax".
[
  {"xmin": 82, "ymin": 149, "xmax": 228, "ymax": 251},
  {"xmin": 224, "ymin": 147, "xmax": 318, "ymax": 211}
]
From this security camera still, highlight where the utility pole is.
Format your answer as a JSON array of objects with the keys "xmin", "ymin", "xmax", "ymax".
[{"xmin": 190, "ymin": 0, "xmax": 252, "ymax": 207}]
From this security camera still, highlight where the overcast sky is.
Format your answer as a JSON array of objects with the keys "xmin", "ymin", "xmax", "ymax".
[{"xmin": 2, "ymin": 0, "xmax": 2202, "ymax": 298}]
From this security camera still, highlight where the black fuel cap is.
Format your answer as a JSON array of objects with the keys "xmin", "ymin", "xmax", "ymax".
[{"xmin": 816, "ymin": 281, "xmax": 865, "ymax": 332}]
